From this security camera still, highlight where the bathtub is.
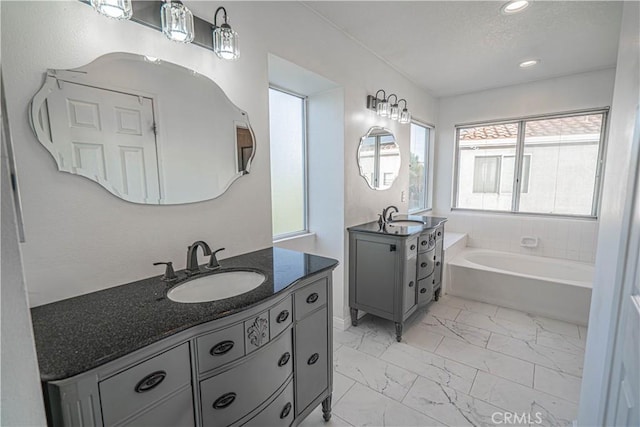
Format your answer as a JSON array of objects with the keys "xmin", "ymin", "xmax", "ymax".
[{"xmin": 447, "ymin": 248, "xmax": 593, "ymax": 325}]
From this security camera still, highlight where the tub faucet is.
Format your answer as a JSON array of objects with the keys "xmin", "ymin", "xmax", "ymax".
[
  {"xmin": 382, "ymin": 205, "xmax": 399, "ymax": 222},
  {"xmin": 186, "ymin": 241, "xmax": 212, "ymax": 275}
]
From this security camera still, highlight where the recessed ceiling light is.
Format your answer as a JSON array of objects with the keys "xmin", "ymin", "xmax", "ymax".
[
  {"xmin": 501, "ymin": 0, "xmax": 529, "ymax": 15},
  {"xmin": 519, "ymin": 59, "xmax": 540, "ymax": 68}
]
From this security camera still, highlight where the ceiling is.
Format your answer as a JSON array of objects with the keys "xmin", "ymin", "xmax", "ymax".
[{"xmin": 303, "ymin": 1, "xmax": 623, "ymax": 97}]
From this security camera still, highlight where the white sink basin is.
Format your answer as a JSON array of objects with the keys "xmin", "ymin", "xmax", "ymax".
[
  {"xmin": 388, "ymin": 220, "xmax": 425, "ymax": 227},
  {"xmin": 167, "ymin": 271, "xmax": 266, "ymax": 303}
]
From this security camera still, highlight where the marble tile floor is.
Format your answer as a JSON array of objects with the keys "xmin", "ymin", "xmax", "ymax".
[{"xmin": 300, "ymin": 295, "xmax": 586, "ymax": 427}]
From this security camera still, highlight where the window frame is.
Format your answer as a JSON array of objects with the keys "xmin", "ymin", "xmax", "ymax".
[
  {"xmin": 408, "ymin": 120, "xmax": 434, "ymax": 214},
  {"xmin": 268, "ymin": 85, "xmax": 309, "ymax": 240},
  {"xmin": 452, "ymin": 108, "xmax": 609, "ymax": 219}
]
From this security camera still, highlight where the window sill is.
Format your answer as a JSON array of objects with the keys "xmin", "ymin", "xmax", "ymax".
[
  {"xmin": 408, "ymin": 208, "xmax": 433, "ymax": 216},
  {"xmin": 450, "ymin": 207, "xmax": 598, "ymax": 220},
  {"xmin": 273, "ymin": 232, "xmax": 316, "ymax": 244}
]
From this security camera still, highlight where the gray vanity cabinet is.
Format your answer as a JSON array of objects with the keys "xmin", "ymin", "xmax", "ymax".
[
  {"xmin": 43, "ymin": 270, "xmax": 334, "ymax": 427},
  {"xmin": 348, "ymin": 219, "xmax": 445, "ymax": 341}
]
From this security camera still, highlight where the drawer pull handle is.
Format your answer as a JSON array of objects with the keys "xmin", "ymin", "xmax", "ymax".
[
  {"xmin": 306, "ymin": 293, "xmax": 319, "ymax": 304},
  {"xmin": 420, "ymin": 288, "xmax": 427, "ymax": 294},
  {"xmin": 436, "ymin": 261, "xmax": 441, "ymax": 267},
  {"xmin": 280, "ymin": 402, "xmax": 292, "ymax": 419},
  {"xmin": 278, "ymin": 352, "xmax": 291, "ymax": 367},
  {"xmin": 308, "ymin": 353, "xmax": 320, "ymax": 365},
  {"xmin": 421, "ymin": 240, "xmax": 428, "ymax": 246},
  {"xmin": 409, "ymin": 281, "xmax": 414, "ymax": 288},
  {"xmin": 438, "ymin": 231, "xmax": 442, "ymax": 236},
  {"xmin": 410, "ymin": 244, "xmax": 416, "ymax": 250},
  {"xmin": 421, "ymin": 262, "xmax": 428, "ymax": 268},
  {"xmin": 213, "ymin": 392, "xmax": 236, "ymax": 410},
  {"xmin": 134, "ymin": 371, "xmax": 166, "ymax": 393},
  {"xmin": 210, "ymin": 340, "xmax": 234, "ymax": 356},
  {"xmin": 276, "ymin": 310, "xmax": 290, "ymax": 323}
]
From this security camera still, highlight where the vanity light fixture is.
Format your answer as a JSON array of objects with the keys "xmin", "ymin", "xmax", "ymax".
[
  {"xmin": 91, "ymin": 0, "xmax": 132, "ymax": 19},
  {"xmin": 366, "ymin": 90, "xmax": 411, "ymax": 124},
  {"xmin": 398, "ymin": 99, "xmax": 411, "ymax": 124},
  {"xmin": 212, "ymin": 7, "xmax": 240, "ymax": 60},
  {"xmin": 161, "ymin": 0, "xmax": 195, "ymax": 43},
  {"xmin": 388, "ymin": 94, "xmax": 399, "ymax": 121},
  {"xmin": 519, "ymin": 59, "xmax": 540, "ymax": 68},
  {"xmin": 501, "ymin": 0, "xmax": 529, "ymax": 15}
]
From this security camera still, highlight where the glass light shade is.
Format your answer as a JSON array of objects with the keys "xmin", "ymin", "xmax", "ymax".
[
  {"xmin": 91, "ymin": 0, "xmax": 132, "ymax": 19},
  {"xmin": 213, "ymin": 25, "xmax": 240, "ymax": 60},
  {"xmin": 161, "ymin": 1, "xmax": 195, "ymax": 43},
  {"xmin": 399, "ymin": 109, "xmax": 411, "ymax": 124},
  {"xmin": 389, "ymin": 104, "xmax": 399, "ymax": 121},
  {"xmin": 376, "ymin": 99, "xmax": 389, "ymax": 117}
]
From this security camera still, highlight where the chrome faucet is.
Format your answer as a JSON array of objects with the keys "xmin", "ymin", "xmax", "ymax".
[
  {"xmin": 382, "ymin": 205, "xmax": 399, "ymax": 223},
  {"xmin": 186, "ymin": 241, "xmax": 212, "ymax": 275},
  {"xmin": 206, "ymin": 248, "xmax": 226, "ymax": 270}
]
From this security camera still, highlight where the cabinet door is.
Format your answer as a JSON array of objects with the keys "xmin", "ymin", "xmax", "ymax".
[
  {"xmin": 434, "ymin": 238, "xmax": 444, "ymax": 286},
  {"xmin": 403, "ymin": 257, "xmax": 417, "ymax": 314},
  {"xmin": 354, "ymin": 238, "xmax": 397, "ymax": 314},
  {"xmin": 294, "ymin": 308, "xmax": 329, "ymax": 415}
]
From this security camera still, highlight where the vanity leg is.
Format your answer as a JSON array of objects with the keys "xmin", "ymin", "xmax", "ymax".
[
  {"xmin": 395, "ymin": 322, "xmax": 403, "ymax": 342},
  {"xmin": 434, "ymin": 288, "xmax": 441, "ymax": 301},
  {"xmin": 350, "ymin": 308, "xmax": 358, "ymax": 326},
  {"xmin": 322, "ymin": 395, "xmax": 332, "ymax": 422}
]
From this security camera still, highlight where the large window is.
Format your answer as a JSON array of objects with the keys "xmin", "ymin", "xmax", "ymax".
[
  {"xmin": 269, "ymin": 87, "xmax": 307, "ymax": 238},
  {"xmin": 409, "ymin": 122, "xmax": 432, "ymax": 212},
  {"xmin": 454, "ymin": 110, "xmax": 607, "ymax": 217}
]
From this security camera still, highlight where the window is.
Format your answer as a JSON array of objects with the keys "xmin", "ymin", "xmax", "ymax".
[
  {"xmin": 269, "ymin": 87, "xmax": 307, "ymax": 238},
  {"xmin": 409, "ymin": 122, "xmax": 432, "ymax": 212},
  {"xmin": 454, "ymin": 110, "xmax": 607, "ymax": 217}
]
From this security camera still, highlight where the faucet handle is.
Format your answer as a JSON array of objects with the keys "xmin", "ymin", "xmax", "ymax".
[
  {"xmin": 153, "ymin": 262, "xmax": 178, "ymax": 281},
  {"xmin": 206, "ymin": 248, "xmax": 226, "ymax": 270}
]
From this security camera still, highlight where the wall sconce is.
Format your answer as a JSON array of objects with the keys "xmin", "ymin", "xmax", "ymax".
[
  {"xmin": 398, "ymin": 99, "xmax": 411, "ymax": 124},
  {"xmin": 91, "ymin": 0, "xmax": 132, "ymax": 19},
  {"xmin": 83, "ymin": 0, "xmax": 239, "ymax": 60},
  {"xmin": 213, "ymin": 7, "xmax": 240, "ymax": 60},
  {"xmin": 366, "ymin": 90, "xmax": 412, "ymax": 124},
  {"xmin": 161, "ymin": 0, "xmax": 195, "ymax": 43}
]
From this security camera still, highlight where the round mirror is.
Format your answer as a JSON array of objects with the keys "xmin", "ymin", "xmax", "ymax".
[
  {"xmin": 357, "ymin": 127, "xmax": 400, "ymax": 190},
  {"xmin": 29, "ymin": 52, "xmax": 255, "ymax": 205}
]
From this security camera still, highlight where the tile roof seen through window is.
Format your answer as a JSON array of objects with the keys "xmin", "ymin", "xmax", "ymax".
[{"xmin": 460, "ymin": 114, "xmax": 603, "ymax": 141}]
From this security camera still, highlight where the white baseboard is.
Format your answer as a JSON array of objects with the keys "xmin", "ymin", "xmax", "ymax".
[{"xmin": 333, "ymin": 316, "xmax": 347, "ymax": 331}]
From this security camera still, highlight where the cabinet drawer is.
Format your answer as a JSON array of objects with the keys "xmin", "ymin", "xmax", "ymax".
[
  {"xmin": 269, "ymin": 296, "xmax": 292, "ymax": 339},
  {"xmin": 120, "ymin": 386, "xmax": 194, "ymax": 427},
  {"xmin": 197, "ymin": 323, "xmax": 245, "ymax": 373},
  {"xmin": 294, "ymin": 278, "xmax": 327, "ymax": 321},
  {"xmin": 200, "ymin": 330, "xmax": 293, "ymax": 427},
  {"xmin": 418, "ymin": 249, "xmax": 435, "ymax": 279},
  {"xmin": 295, "ymin": 308, "xmax": 329, "ymax": 415},
  {"xmin": 243, "ymin": 379, "xmax": 294, "ymax": 427},
  {"xmin": 406, "ymin": 237, "xmax": 418, "ymax": 256},
  {"xmin": 100, "ymin": 343, "xmax": 190, "ymax": 426},
  {"xmin": 418, "ymin": 276, "xmax": 434, "ymax": 305},
  {"xmin": 245, "ymin": 312, "xmax": 270, "ymax": 354},
  {"xmin": 418, "ymin": 232, "xmax": 436, "ymax": 252}
]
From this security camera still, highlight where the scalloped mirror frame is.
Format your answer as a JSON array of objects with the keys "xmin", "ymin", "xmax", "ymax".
[
  {"xmin": 357, "ymin": 126, "xmax": 401, "ymax": 190},
  {"xmin": 29, "ymin": 52, "xmax": 256, "ymax": 205}
]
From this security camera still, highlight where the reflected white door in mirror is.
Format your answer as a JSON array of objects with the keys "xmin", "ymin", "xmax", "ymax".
[{"xmin": 29, "ymin": 52, "xmax": 256, "ymax": 205}]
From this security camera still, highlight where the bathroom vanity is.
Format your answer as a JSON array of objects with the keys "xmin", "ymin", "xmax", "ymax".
[
  {"xmin": 348, "ymin": 215, "xmax": 446, "ymax": 341},
  {"xmin": 30, "ymin": 247, "xmax": 338, "ymax": 427}
]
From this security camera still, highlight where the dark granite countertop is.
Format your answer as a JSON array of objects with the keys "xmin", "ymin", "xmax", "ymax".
[
  {"xmin": 347, "ymin": 215, "xmax": 447, "ymax": 237},
  {"xmin": 31, "ymin": 247, "xmax": 338, "ymax": 382}
]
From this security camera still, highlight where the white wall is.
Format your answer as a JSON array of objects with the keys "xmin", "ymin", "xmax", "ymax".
[
  {"xmin": 434, "ymin": 69, "xmax": 616, "ymax": 262},
  {"xmin": 1, "ymin": 111, "xmax": 47, "ymax": 425},
  {"xmin": 1, "ymin": 1, "xmax": 436, "ymax": 317},
  {"xmin": 579, "ymin": 1, "xmax": 640, "ymax": 423}
]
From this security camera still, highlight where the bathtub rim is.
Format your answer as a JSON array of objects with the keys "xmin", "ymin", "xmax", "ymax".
[{"xmin": 448, "ymin": 247, "xmax": 594, "ymax": 289}]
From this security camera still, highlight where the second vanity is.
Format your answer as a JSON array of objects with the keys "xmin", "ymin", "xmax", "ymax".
[
  {"xmin": 31, "ymin": 247, "xmax": 338, "ymax": 427},
  {"xmin": 348, "ymin": 215, "xmax": 446, "ymax": 342}
]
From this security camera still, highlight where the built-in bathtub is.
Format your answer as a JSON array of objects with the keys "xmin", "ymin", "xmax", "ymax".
[{"xmin": 447, "ymin": 248, "xmax": 593, "ymax": 325}]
